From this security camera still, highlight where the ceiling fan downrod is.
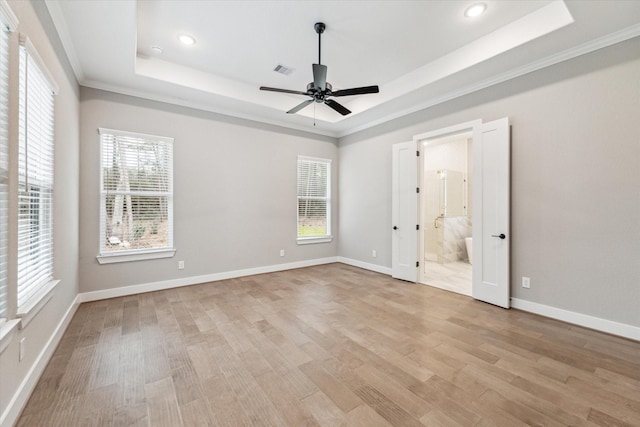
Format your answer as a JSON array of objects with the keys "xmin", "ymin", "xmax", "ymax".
[{"xmin": 315, "ymin": 22, "xmax": 325, "ymax": 65}]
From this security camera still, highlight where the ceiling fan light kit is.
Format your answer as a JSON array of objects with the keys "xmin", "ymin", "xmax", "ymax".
[{"xmin": 260, "ymin": 22, "xmax": 379, "ymax": 117}]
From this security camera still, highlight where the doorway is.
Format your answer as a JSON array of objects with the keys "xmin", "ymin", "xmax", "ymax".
[
  {"xmin": 419, "ymin": 131, "xmax": 473, "ymax": 296},
  {"xmin": 392, "ymin": 118, "xmax": 510, "ymax": 308}
]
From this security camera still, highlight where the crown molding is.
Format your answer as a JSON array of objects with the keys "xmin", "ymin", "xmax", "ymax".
[{"xmin": 43, "ymin": 0, "xmax": 84, "ymax": 82}]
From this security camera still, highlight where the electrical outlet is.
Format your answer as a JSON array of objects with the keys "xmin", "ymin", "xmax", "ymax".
[
  {"xmin": 280, "ymin": 249, "xmax": 285, "ymax": 257},
  {"xmin": 522, "ymin": 276, "xmax": 531, "ymax": 289},
  {"xmin": 178, "ymin": 261, "xmax": 185, "ymax": 270},
  {"xmin": 372, "ymin": 250, "xmax": 377, "ymax": 258},
  {"xmin": 19, "ymin": 338, "xmax": 26, "ymax": 362}
]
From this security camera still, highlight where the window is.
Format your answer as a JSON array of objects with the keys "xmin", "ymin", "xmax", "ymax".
[
  {"xmin": 0, "ymin": 12, "xmax": 10, "ymax": 320},
  {"xmin": 98, "ymin": 129, "xmax": 174, "ymax": 264},
  {"xmin": 297, "ymin": 156, "xmax": 332, "ymax": 244},
  {"xmin": 17, "ymin": 41, "xmax": 56, "ymax": 308}
]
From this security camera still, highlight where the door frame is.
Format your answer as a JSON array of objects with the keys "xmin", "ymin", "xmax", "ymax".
[{"xmin": 413, "ymin": 120, "xmax": 481, "ymax": 292}]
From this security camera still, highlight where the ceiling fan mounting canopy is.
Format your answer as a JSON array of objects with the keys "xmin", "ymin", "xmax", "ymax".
[{"xmin": 260, "ymin": 22, "xmax": 379, "ymax": 116}]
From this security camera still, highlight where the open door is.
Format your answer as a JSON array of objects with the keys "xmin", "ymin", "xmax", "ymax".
[
  {"xmin": 391, "ymin": 141, "xmax": 418, "ymax": 282},
  {"xmin": 472, "ymin": 117, "xmax": 510, "ymax": 308}
]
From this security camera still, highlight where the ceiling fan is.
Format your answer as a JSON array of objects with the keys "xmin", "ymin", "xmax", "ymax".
[{"xmin": 260, "ymin": 22, "xmax": 379, "ymax": 116}]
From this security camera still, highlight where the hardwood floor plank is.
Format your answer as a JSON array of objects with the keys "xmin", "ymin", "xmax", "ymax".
[
  {"xmin": 145, "ymin": 377, "xmax": 184, "ymax": 426},
  {"xmin": 56, "ymin": 344, "xmax": 97, "ymax": 400},
  {"xmin": 201, "ymin": 374, "xmax": 252, "ymax": 427},
  {"xmin": 346, "ymin": 405, "xmax": 394, "ymax": 427},
  {"xmin": 254, "ymin": 370, "xmax": 321, "ymax": 427},
  {"xmin": 587, "ymin": 407, "xmax": 636, "ymax": 427},
  {"xmin": 180, "ymin": 398, "xmax": 215, "ymax": 426},
  {"xmin": 143, "ymin": 343, "xmax": 171, "ymax": 384},
  {"xmin": 354, "ymin": 363, "xmax": 433, "ymax": 419},
  {"xmin": 121, "ymin": 298, "xmax": 140, "ymax": 336},
  {"xmin": 89, "ymin": 326, "xmax": 121, "ymax": 390},
  {"xmin": 476, "ymin": 388, "xmax": 566, "ymax": 427},
  {"xmin": 302, "ymin": 391, "xmax": 350, "ymax": 427},
  {"xmin": 419, "ymin": 408, "xmax": 468, "ymax": 427},
  {"xmin": 16, "ymin": 263, "xmax": 640, "ymax": 427},
  {"xmin": 212, "ymin": 343, "xmax": 287, "ymax": 425},
  {"xmin": 186, "ymin": 341, "xmax": 219, "ymax": 381},
  {"xmin": 299, "ymin": 360, "xmax": 363, "ymax": 413}
]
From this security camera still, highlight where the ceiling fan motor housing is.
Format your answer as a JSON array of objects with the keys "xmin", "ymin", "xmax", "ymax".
[{"xmin": 307, "ymin": 82, "xmax": 332, "ymax": 102}]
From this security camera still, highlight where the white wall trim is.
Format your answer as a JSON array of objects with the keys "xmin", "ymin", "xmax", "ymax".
[
  {"xmin": 43, "ymin": 0, "xmax": 85, "ymax": 81},
  {"xmin": 511, "ymin": 298, "xmax": 640, "ymax": 342},
  {"xmin": 79, "ymin": 257, "xmax": 340, "ymax": 303},
  {"xmin": 337, "ymin": 257, "xmax": 392, "ymax": 276},
  {"xmin": 0, "ymin": 0, "xmax": 19, "ymax": 31},
  {"xmin": 0, "ymin": 294, "xmax": 81, "ymax": 427}
]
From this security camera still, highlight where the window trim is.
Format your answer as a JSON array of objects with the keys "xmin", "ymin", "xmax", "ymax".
[
  {"xmin": 96, "ymin": 248, "xmax": 176, "ymax": 265},
  {"xmin": 16, "ymin": 35, "xmax": 57, "ymax": 311},
  {"xmin": 19, "ymin": 35, "xmax": 58, "ymax": 94},
  {"xmin": 97, "ymin": 128, "xmax": 175, "ymax": 264},
  {"xmin": 15, "ymin": 278, "xmax": 59, "ymax": 328},
  {"xmin": 0, "ymin": 2, "xmax": 14, "ymax": 323},
  {"xmin": 296, "ymin": 156, "xmax": 332, "ymax": 245}
]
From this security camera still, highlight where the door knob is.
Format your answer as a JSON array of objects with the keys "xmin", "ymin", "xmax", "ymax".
[
  {"xmin": 491, "ymin": 233, "xmax": 506, "ymax": 239},
  {"xmin": 393, "ymin": 226, "xmax": 398, "ymax": 230}
]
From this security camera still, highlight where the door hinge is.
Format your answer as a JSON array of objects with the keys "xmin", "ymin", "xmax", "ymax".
[
  {"xmin": 416, "ymin": 261, "xmax": 420, "ymax": 267},
  {"xmin": 416, "ymin": 187, "xmax": 420, "ymax": 193},
  {"xmin": 416, "ymin": 150, "xmax": 420, "ymax": 157},
  {"xmin": 416, "ymin": 224, "xmax": 420, "ymax": 230}
]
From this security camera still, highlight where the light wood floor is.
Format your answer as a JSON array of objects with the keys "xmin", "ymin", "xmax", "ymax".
[{"xmin": 18, "ymin": 263, "xmax": 640, "ymax": 426}]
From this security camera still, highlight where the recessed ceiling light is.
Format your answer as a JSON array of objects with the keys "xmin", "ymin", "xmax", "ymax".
[
  {"xmin": 150, "ymin": 45, "xmax": 163, "ymax": 54},
  {"xmin": 178, "ymin": 34, "xmax": 196, "ymax": 46},
  {"xmin": 464, "ymin": 3, "xmax": 487, "ymax": 18}
]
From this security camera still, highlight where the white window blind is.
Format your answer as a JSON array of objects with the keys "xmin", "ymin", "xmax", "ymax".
[
  {"xmin": 17, "ymin": 44, "xmax": 56, "ymax": 308},
  {"xmin": 0, "ymin": 18, "xmax": 10, "ymax": 319},
  {"xmin": 297, "ymin": 156, "xmax": 331, "ymax": 239},
  {"xmin": 99, "ymin": 129, "xmax": 173, "ymax": 256}
]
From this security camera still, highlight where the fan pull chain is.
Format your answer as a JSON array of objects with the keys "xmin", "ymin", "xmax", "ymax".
[{"xmin": 313, "ymin": 103, "xmax": 316, "ymax": 126}]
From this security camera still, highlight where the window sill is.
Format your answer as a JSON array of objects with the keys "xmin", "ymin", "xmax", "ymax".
[
  {"xmin": 16, "ymin": 279, "xmax": 60, "ymax": 329},
  {"xmin": 297, "ymin": 236, "xmax": 333, "ymax": 245},
  {"xmin": 0, "ymin": 319, "xmax": 20, "ymax": 355},
  {"xmin": 97, "ymin": 248, "xmax": 176, "ymax": 264}
]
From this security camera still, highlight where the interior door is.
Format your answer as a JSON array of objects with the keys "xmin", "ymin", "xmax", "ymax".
[
  {"xmin": 392, "ymin": 141, "xmax": 418, "ymax": 282},
  {"xmin": 472, "ymin": 117, "xmax": 510, "ymax": 308}
]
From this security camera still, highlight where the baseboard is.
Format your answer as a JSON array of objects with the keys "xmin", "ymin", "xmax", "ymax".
[
  {"xmin": 511, "ymin": 298, "xmax": 640, "ymax": 342},
  {"xmin": 79, "ymin": 257, "xmax": 340, "ymax": 303},
  {"xmin": 0, "ymin": 294, "xmax": 81, "ymax": 427},
  {"xmin": 337, "ymin": 257, "xmax": 392, "ymax": 276}
]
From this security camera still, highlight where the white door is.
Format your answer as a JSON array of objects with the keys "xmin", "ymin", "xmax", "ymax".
[
  {"xmin": 392, "ymin": 141, "xmax": 418, "ymax": 282},
  {"xmin": 472, "ymin": 117, "xmax": 510, "ymax": 308}
]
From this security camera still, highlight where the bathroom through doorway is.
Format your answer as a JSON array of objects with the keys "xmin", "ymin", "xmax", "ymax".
[{"xmin": 419, "ymin": 131, "xmax": 473, "ymax": 296}]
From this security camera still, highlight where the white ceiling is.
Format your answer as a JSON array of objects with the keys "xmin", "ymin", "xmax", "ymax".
[{"xmin": 45, "ymin": 0, "xmax": 640, "ymax": 137}]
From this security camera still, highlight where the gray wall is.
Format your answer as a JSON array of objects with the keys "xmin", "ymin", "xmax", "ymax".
[
  {"xmin": 79, "ymin": 88, "xmax": 338, "ymax": 293},
  {"xmin": 338, "ymin": 38, "xmax": 640, "ymax": 327},
  {"xmin": 0, "ymin": 0, "xmax": 79, "ymax": 421}
]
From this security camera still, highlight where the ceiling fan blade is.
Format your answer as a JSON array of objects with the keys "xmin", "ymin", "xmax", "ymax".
[
  {"xmin": 313, "ymin": 64, "xmax": 327, "ymax": 91},
  {"xmin": 260, "ymin": 86, "xmax": 309, "ymax": 96},
  {"xmin": 332, "ymin": 85, "xmax": 379, "ymax": 97},
  {"xmin": 324, "ymin": 99, "xmax": 351, "ymax": 116},
  {"xmin": 287, "ymin": 99, "xmax": 314, "ymax": 114}
]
